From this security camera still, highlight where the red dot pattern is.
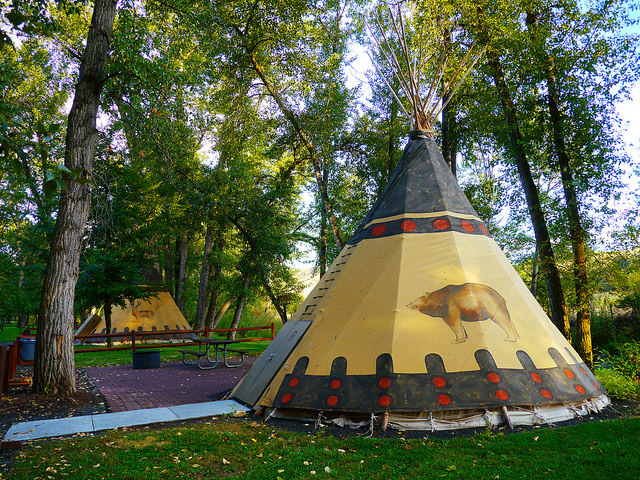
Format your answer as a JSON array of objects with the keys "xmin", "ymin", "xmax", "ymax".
[
  {"xmin": 400, "ymin": 220, "xmax": 417, "ymax": 232},
  {"xmin": 282, "ymin": 360, "xmax": 595, "ymax": 410},
  {"xmin": 461, "ymin": 220, "xmax": 474, "ymax": 232},
  {"xmin": 433, "ymin": 377, "xmax": 447, "ymax": 388},
  {"xmin": 433, "ymin": 218, "xmax": 451, "ymax": 230},
  {"xmin": 372, "ymin": 224, "xmax": 386, "ymax": 236}
]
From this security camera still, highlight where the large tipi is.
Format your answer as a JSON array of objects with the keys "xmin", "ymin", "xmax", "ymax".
[
  {"xmin": 231, "ymin": 8, "xmax": 609, "ymax": 430},
  {"xmin": 75, "ymin": 292, "xmax": 193, "ymax": 342}
]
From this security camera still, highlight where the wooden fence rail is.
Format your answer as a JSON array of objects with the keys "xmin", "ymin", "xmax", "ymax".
[{"xmin": 18, "ymin": 323, "xmax": 275, "ymax": 355}]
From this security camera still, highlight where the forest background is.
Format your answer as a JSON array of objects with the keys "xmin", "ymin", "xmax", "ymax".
[{"xmin": 0, "ymin": 0, "xmax": 639, "ymax": 393}]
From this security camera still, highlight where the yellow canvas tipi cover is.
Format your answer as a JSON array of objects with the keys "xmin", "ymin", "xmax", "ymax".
[
  {"xmin": 75, "ymin": 292, "xmax": 192, "ymax": 342},
  {"xmin": 231, "ymin": 131, "xmax": 609, "ymax": 430}
]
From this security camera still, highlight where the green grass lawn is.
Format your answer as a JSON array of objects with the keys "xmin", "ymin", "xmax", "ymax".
[
  {"xmin": 0, "ymin": 325, "xmax": 22, "ymax": 342},
  {"xmin": 7, "ymin": 416, "xmax": 640, "ymax": 479},
  {"xmin": 75, "ymin": 340, "xmax": 271, "ymax": 367},
  {"xmin": 1, "ymin": 324, "xmax": 270, "ymax": 367}
]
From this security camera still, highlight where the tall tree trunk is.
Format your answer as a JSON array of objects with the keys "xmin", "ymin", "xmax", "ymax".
[
  {"xmin": 194, "ymin": 225, "xmax": 214, "ymax": 330},
  {"xmin": 227, "ymin": 274, "xmax": 250, "ymax": 340},
  {"xmin": 441, "ymin": 29, "xmax": 457, "ymax": 178},
  {"xmin": 33, "ymin": 0, "xmax": 117, "ymax": 395},
  {"xmin": 173, "ymin": 236, "xmax": 181, "ymax": 299},
  {"xmin": 526, "ymin": 10, "xmax": 593, "ymax": 368},
  {"xmin": 319, "ymin": 217, "xmax": 327, "ymax": 278},
  {"xmin": 546, "ymin": 60, "xmax": 592, "ymax": 366},
  {"xmin": 480, "ymin": 37, "xmax": 571, "ymax": 341},
  {"xmin": 164, "ymin": 238, "xmax": 174, "ymax": 294},
  {"xmin": 241, "ymin": 47, "xmax": 344, "ymax": 251},
  {"xmin": 175, "ymin": 231, "xmax": 189, "ymax": 313},
  {"xmin": 17, "ymin": 241, "xmax": 27, "ymax": 331},
  {"xmin": 319, "ymin": 165, "xmax": 328, "ymax": 278},
  {"xmin": 530, "ymin": 247, "xmax": 539, "ymax": 297},
  {"xmin": 104, "ymin": 298, "xmax": 113, "ymax": 348},
  {"xmin": 525, "ymin": 11, "xmax": 591, "ymax": 366},
  {"xmin": 211, "ymin": 298, "xmax": 233, "ymax": 329},
  {"xmin": 260, "ymin": 275, "xmax": 288, "ymax": 324},
  {"xmin": 387, "ymin": 99, "xmax": 398, "ymax": 183},
  {"xmin": 205, "ymin": 231, "xmax": 225, "ymax": 328},
  {"xmin": 442, "ymin": 98, "xmax": 457, "ymax": 178},
  {"xmin": 17, "ymin": 314, "xmax": 28, "ymax": 332}
]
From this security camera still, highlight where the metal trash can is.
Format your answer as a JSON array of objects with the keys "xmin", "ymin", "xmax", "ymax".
[
  {"xmin": 19, "ymin": 338, "xmax": 36, "ymax": 362},
  {"xmin": 132, "ymin": 350, "xmax": 161, "ymax": 369}
]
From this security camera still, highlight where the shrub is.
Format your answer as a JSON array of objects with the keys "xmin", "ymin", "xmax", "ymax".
[
  {"xmin": 601, "ymin": 341, "xmax": 640, "ymax": 381},
  {"xmin": 595, "ymin": 369, "xmax": 640, "ymax": 400},
  {"xmin": 596, "ymin": 340, "xmax": 640, "ymax": 400}
]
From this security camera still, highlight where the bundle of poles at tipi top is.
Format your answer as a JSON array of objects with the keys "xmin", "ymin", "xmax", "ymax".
[{"xmin": 366, "ymin": 2, "xmax": 485, "ymax": 133}]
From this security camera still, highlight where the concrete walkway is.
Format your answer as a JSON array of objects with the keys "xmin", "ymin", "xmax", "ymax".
[{"xmin": 4, "ymin": 400, "xmax": 250, "ymax": 443}]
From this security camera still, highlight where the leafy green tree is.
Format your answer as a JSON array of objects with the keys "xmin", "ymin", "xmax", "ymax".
[{"xmin": 34, "ymin": 0, "xmax": 117, "ymax": 395}]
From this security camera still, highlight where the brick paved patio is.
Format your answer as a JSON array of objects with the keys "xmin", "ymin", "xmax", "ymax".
[{"xmin": 85, "ymin": 358, "xmax": 257, "ymax": 412}]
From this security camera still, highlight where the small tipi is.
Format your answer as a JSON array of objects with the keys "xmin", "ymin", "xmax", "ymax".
[
  {"xmin": 231, "ymin": 8, "xmax": 609, "ymax": 430},
  {"xmin": 75, "ymin": 292, "xmax": 193, "ymax": 342}
]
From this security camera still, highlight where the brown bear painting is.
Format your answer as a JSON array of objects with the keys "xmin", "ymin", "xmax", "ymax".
[{"xmin": 407, "ymin": 283, "xmax": 518, "ymax": 344}]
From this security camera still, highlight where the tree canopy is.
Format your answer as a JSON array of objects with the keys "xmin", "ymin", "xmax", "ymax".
[{"xmin": 0, "ymin": 0, "xmax": 638, "ymax": 391}]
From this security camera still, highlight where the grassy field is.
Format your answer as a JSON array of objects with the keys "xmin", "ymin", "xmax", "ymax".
[
  {"xmin": 7, "ymin": 416, "xmax": 640, "ymax": 479},
  {"xmin": 1, "ymin": 324, "xmax": 270, "ymax": 367},
  {"xmin": 0, "ymin": 325, "xmax": 22, "ymax": 343},
  {"xmin": 74, "ymin": 340, "xmax": 271, "ymax": 367}
]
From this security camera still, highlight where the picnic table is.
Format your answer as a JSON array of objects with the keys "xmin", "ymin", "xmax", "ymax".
[{"xmin": 179, "ymin": 338, "xmax": 246, "ymax": 370}]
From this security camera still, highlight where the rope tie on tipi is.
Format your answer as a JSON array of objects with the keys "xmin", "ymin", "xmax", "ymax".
[
  {"xmin": 314, "ymin": 411, "xmax": 325, "ymax": 429},
  {"xmin": 366, "ymin": 413, "xmax": 377, "ymax": 437},
  {"xmin": 264, "ymin": 408, "xmax": 277, "ymax": 423}
]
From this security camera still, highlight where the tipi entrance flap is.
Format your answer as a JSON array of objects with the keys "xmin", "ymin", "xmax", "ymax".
[
  {"xmin": 76, "ymin": 313, "xmax": 102, "ymax": 337},
  {"xmin": 231, "ymin": 320, "xmax": 312, "ymax": 407}
]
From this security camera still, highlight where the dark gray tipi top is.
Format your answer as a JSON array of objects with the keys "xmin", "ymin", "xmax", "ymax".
[{"xmin": 348, "ymin": 131, "xmax": 481, "ymax": 245}]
